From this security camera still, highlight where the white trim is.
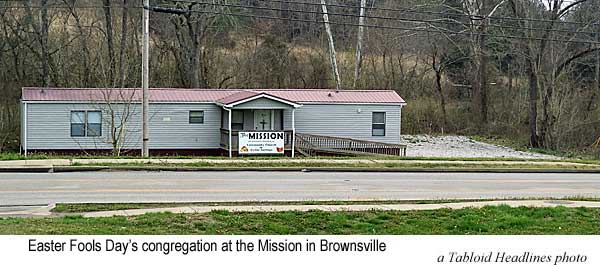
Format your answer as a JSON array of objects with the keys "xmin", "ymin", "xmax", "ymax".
[
  {"xmin": 291, "ymin": 108, "xmax": 296, "ymax": 158},
  {"xmin": 226, "ymin": 108, "xmax": 232, "ymax": 158},
  {"xmin": 297, "ymin": 102, "xmax": 406, "ymax": 106},
  {"xmin": 231, "ymin": 107, "xmax": 293, "ymax": 110},
  {"xmin": 23, "ymin": 102, "xmax": 27, "ymax": 156},
  {"xmin": 270, "ymin": 110, "xmax": 275, "ymax": 130},
  {"xmin": 20, "ymin": 101, "xmax": 215, "ymax": 104},
  {"xmin": 22, "ymin": 100, "xmax": 406, "ymax": 106},
  {"xmin": 399, "ymin": 105, "xmax": 403, "ymax": 141},
  {"xmin": 223, "ymin": 94, "xmax": 303, "ymax": 108}
]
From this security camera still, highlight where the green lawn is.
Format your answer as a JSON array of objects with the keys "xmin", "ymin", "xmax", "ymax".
[
  {"xmin": 51, "ymin": 199, "xmax": 498, "ymax": 213},
  {"xmin": 3, "ymin": 206, "xmax": 600, "ymax": 234},
  {"xmin": 68, "ymin": 160, "xmax": 600, "ymax": 170},
  {"xmin": 50, "ymin": 197, "xmax": 600, "ymax": 213},
  {"xmin": 0, "ymin": 152, "xmax": 600, "ymax": 168},
  {"xmin": 3, "ymin": 151, "xmax": 600, "ymax": 164}
]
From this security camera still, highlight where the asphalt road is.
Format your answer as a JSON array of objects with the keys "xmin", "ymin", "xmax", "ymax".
[{"xmin": 1, "ymin": 171, "xmax": 600, "ymax": 206}]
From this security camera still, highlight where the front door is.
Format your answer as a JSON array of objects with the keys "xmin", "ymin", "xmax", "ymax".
[{"xmin": 254, "ymin": 110, "xmax": 272, "ymax": 130}]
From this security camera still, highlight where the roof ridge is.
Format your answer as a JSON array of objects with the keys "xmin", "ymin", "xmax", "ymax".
[{"xmin": 23, "ymin": 87, "xmax": 396, "ymax": 92}]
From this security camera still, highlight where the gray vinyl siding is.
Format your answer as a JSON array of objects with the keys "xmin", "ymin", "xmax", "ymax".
[
  {"xmin": 24, "ymin": 101, "xmax": 403, "ymax": 150},
  {"xmin": 285, "ymin": 104, "xmax": 402, "ymax": 144},
  {"xmin": 233, "ymin": 98, "xmax": 293, "ymax": 109},
  {"xmin": 25, "ymin": 103, "xmax": 222, "ymax": 150},
  {"xmin": 148, "ymin": 104, "xmax": 222, "ymax": 149}
]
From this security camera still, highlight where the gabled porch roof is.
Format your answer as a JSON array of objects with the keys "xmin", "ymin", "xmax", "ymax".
[{"xmin": 216, "ymin": 91, "xmax": 302, "ymax": 108}]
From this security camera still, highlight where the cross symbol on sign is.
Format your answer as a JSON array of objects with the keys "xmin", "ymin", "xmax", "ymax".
[{"xmin": 260, "ymin": 117, "xmax": 268, "ymax": 130}]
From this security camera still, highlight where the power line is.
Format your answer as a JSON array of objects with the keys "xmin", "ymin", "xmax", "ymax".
[
  {"xmin": 252, "ymin": 0, "xmax": 600, "ymax": 26},
  {"xmin": 156, "ymin": 7, "xmax": 600, "ymax": 45},
  {"xmin": 1, "ymin": 2, "xmax": 597, "ymax": 44},
  {"xmin": 0, "ymin": 5, "xmax": 136, "ymax": 9},
  {"xmin": 166, "ymin": 0, "xmax": 600, "ymax": 36},
  {"xmin": 3, "ymin": 1, "xmax": 598, "ymax": 36}
]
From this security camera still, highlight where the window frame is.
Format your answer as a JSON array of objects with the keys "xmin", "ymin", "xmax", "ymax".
[
  {"xmin": 70, "ymin": 111, "xmax": 86, "ymax": 137},
  {"xmin": 189, "ymin": 110, "xmax": 205, "ymax": 124},
  {"xmin": 372, "ymin": 112, "xmax": 386, "ymax": 136},
  {"xmin": 86, "ymin": 111, "xmax": 102, "ymax": 137},
  {"xmin": 70, "ymin": 110, "xmax": 102, "ymax": 137}
]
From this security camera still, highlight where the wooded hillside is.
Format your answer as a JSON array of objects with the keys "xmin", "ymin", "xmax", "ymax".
[{"xmin": 1, "ymin": 0, "xmax": 599, "ymax": 155}]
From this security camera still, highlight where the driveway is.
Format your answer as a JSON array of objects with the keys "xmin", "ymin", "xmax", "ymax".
[{"xmin": 402, "ymin": 135, "xmax": 559, "ymax": 159}]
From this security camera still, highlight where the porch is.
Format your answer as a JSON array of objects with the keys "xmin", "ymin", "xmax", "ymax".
[
  {"xmin": 216, "ymin": 91, "xmax": 407, "ymax": 157},
  {"xmin": 217, "ymin": 92, "xmax": 301, "ymax": 157}
]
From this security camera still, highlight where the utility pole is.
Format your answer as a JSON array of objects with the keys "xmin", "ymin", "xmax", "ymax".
[
  {"xmin": 141, "ymin": 0, "xmax": 150, "ymax": 157},
  {"xmin": 320, "ymin": 0, "xmax": 341, "ymax": 90}
]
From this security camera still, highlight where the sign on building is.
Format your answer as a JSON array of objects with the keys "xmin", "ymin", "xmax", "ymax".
[{"xmin": 239, "ymin": 131, "xmax": 285, "ymax": 155}]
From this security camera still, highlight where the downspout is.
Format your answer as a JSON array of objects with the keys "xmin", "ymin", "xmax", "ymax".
[
  {"xmin": 224, "ymin": 107, "xmax": 232, "ymax": 158},
  {"xmin": 23, "ymin": 102, "xmax": 28, "ymax": 156},
  {"xmin": 399, "ymin": 105, "xmax": 403, "ymax": 143},
  {"xmin": 291, "ymin": 108, "xmax": 296, "ymax": 158}
]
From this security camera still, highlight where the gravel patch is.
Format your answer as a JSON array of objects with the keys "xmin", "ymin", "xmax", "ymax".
[{"xmin": 401, "ymin": 135, "xmax": 560, "ymax": 159}]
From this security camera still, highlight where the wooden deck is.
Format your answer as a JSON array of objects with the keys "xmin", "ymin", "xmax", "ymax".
[{"xmin": 295, "ymin": 133, "xmax": 407, "ymax": 157}]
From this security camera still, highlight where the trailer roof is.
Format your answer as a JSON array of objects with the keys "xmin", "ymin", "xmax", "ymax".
[{"xmin": 22, "ymin": 88, "xmax": 406, "ymax": 104}]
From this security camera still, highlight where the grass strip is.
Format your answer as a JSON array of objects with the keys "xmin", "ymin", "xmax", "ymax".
[
  {"xmin": 52, "ymin": 197, "xmax": 600, "ymax": 213},
  {"xmin": 3, "ymin": 151, "xmax": 600, "ymax": 163},
  {"xmin": 51, "ymin": 199, "xmax": 494, "ymax": 213},
  {"xmin": 3, "ymin": 205, "xmax": 600, "ymax": 234},
  {"xmin": 69, "ymin": 161, "xmax": 600, "ymax": 170}
]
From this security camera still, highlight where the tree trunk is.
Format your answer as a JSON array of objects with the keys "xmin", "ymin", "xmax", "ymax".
[
  {"xmin": 527, "ymin": 59, "xmax": 539, "ymax": 147},
  {"xmin": 320, "ymin": 0, "xmax": 341, "ymax": 90},
  {"xmin": 119, "ymin": 0, "xmax": 129, "ymax": 87},
  {"xmin": 478, "ymin": 32, "xmax": 488, "ymax": 125},
  {"xmin": 66, "ymin": 0, "xmax": 91, "ymax": 86},
  {"xmin": 353, "ymin": 0, "xmax": 366, "ymax": 89},
  {"xmin": 40, "ymin": 0, "xmax": 50, "ymax": 87},
  {"xmin": 435, "ymin": 69, "xmax": 448, "ymax": 131},
  {"xmin": 103, "ymin": 0, "xmax": 116, "ymax": 86}
]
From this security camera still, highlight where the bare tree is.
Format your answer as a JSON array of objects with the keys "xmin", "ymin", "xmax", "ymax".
[
  {"xmin": 509, "ymin": 0, "xmax": 598, "ymax": 148},
  {"xmin": 118, "ymin": 0, "xmax": 129, "ymax": 87},
  {"xmin": 353, "ymin": 0, "xmax": 367, "ymax": 89},
  {"xmin": 102, "ymin": 0, "xmax": 116, "ymax": 86},
  {"xmin": 321, "ymin": 0, "xmax": 342, "ymax": 90},
  {"xmin": 461, "ymin": 0, "xmax": 506, "ymax": 127},
  {"xmin": 91, "ymin": 89, "xmax": 139, "ymax": 156}
]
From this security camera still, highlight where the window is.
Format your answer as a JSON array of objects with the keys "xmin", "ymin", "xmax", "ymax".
[
  {"xmin": 189, "ymin": 111, "xmax": 204, "ymax": 124},
  {"xmin": 372, "ymin": 112, "xmax": 386, "ymax": 136},
  {"xmin": 232, "ymin": 110, "xmax": 244, "ymax": 130},
  {"xmin": 87, "ymin": 111, "xmax": 102, "ymax": 137},
  {"xmin": 71, "ymin": 111, "xmax": 102, "ymax": 137},
  {"xmin": 70, "ymin": 111, "xmax": 86, "ymax": 137}
]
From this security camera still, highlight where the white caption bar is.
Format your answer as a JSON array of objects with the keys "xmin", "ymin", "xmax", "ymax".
[{"xmin": 0, "ymin": 236, "xmax": 597, "ymax": 267}]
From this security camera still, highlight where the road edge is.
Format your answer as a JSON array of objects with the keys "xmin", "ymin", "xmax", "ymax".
[{"xmin": 0, "ymin": 165, "xmax": 595, "ymax": 173}]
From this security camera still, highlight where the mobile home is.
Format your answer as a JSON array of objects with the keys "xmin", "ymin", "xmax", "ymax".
[{"xmin": 21, "ymin": 88, "xmax": 407, "ymax": 156}]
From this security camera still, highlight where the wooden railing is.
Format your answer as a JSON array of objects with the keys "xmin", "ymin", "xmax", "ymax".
[
  {"xmin": 220, "ymin": 130, "xmax": 407, "ymax": 157},
  {"xmin": 295, "ymin": 133, "xmax": 407, "ymax": 157},
  {"xmin": 220, "ymin": 129, "xmax": 294, "ymax": 151}
]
